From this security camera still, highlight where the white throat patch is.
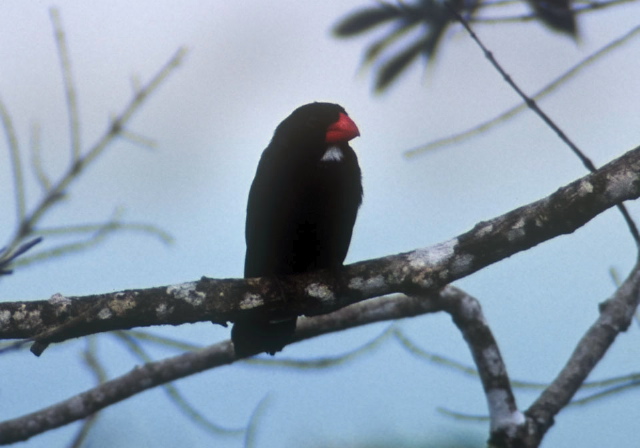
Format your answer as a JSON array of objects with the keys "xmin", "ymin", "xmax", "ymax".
[{"xmin": 321, "ymin": 145, "xmax": 344, "ymax": 162}]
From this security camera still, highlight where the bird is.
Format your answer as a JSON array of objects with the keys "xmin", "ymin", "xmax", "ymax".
[{"xmin": 231, "ymin": 102, "xmax": 363, "ymax": 356}]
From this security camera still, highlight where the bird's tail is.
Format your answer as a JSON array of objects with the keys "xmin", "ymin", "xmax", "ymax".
[{"xmin": 231, "ymin": 317, "xmax": 297, "ymax": 357}]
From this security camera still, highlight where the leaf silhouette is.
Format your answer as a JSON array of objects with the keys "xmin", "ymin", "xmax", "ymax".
[
  {"xmin": 333, "ymin": 5, "xmax": 402, "ymax": 36},
  {"xmin": 334, "ymin": 0, "xmax": 579, "ymax": 92}
]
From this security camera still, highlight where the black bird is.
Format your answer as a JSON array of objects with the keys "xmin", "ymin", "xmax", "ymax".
[{"xmin": 232, "ymin": 102, "xmax": 363, "ymax": 356}]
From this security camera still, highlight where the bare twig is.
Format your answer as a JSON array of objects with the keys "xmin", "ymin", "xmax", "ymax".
[
  {"xmin": 29, "ymin": 122, "xmax": 51, "ymax": 191},
  {"xmin": 244, "ymin": 394, "xmax": 271, "ymax": 448},
  {"xmin": 67, "ymin": 337, "xmax": 106, "ymax": 448},
  {"xmin": 471, "ymin": 0, "xmax": 638, "ymax": 24},
  {"xmin": 67, "ymin": 412, "xmax": 99, "ymax": 448},
  {"xmin": 118, "ymin": 128, "xmax": 157, "ymax": 150},
  {"xmin": 245, "ymin": 323, "xmax": 394, "ymax": 369},
  {"xmin": 33, "ymin": 219, "xmax": 172, "ymax": 242},
  {"xmin": 0, "ymin": 238, "xmax": 43, "ymax": 276},
  {"xmin": 12, "ymin": 222, "xmax": 119, "ymax": 269},
  {"xmin": 437, "ymin": 406, "xmax": 489, "ymax": 421},
  {"xmin": 50, "ymin": 8, "xmax": 81, "ymax": 162},
  {"xmin": 114, "ymin": 331, "xmax": 245, "ymax": 436},
  {"xmin": 397, "ymin": 326, "xmax": 640, "ymax": 391},
  {"xmin": 0, "ymin": 97, "xmax": 26, "ymax": 223},
  {"xmin": 13, "ymin": 46, "xmax": 186, "ymax": 244},
  {"xmin": 12, "ymin": 213, "xmax": 173, "ymax": 269},
  {"xmin": 569, "ymin": 379, "xmax": 640, "ymax": 406},
  {"xmin": 1, "ymin": 11, "xmax": 184, "ymax": 277},
  {"xmin": 405, "ymin": 23, "xmax": 640, "ymax": 157},
  {"xmin": 394, "ymin": 327, "xmax": 480, "ymax": 377},
  {"xmin": 123, "ymin": 329, "xmax": 201, "ymax": 351}
]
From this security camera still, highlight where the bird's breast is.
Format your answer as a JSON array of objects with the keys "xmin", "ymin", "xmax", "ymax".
[{"xmin": 320, "ymin": 145, "xmax": 344, "ymax": 163}]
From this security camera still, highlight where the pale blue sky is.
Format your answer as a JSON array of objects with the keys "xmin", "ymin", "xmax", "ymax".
[{"xmin": 1, "ymin": 1, "xmax": 640, "ymax": 447}]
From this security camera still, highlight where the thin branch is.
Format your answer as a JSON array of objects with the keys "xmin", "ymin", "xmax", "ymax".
[
  {"xmin": 396, "ymin": 328, "xmax": 640, "ymax": 392},
  {"xmin": 33, "ymin": 217, "xmax": 173, "ymax": 242},
  {"xmin": 0, "ymin": 339, "xmax": 31, "ymax": 354},
  {"xmin": 81, "ymin": 47, "xmax": 186, "ymax": 170},
  {"xmin": 11, "ymin": 217, "xmax": 173, "ymax": 269},
  {"xmin": 0, "ymin": 11, "xmax": 182, "ymax": 281},
  {"xmin": 577, "ymin": 372, "xmax": 640, "ymax": 390},
  {"xmin": 438, "ymin": 375, "xmax": 640, "ymax": 423},
  {"xmin": 244, "ymin": 323, "xmax": 394, "ymax": 369},
  {"xmin": 0, "ymin": 238, "xmax": 43, "ymax": 276},
  {"xmin": 397, "ymin": 327, "xmax": 553, "ymax": 390},
  {"xmin": 0, "ymin": 97, "xmax": 26, "ymax": 223},
  {"xmin": 470, "ymin": 0, "xmax": 638, "ymax": 24},
  {"xmin": 118, "ymin": 128, "xmax": 157, "ymax": 150},
  {"xmin": 83, "ymin": 336, "xmax": 108, "ymax": 383},
  {"xmin": 15, "ymin": 46, "xmax": 186, "ymax": 244},
  {"xmin": 437, "ymin": 407, "xmax": 489, "ymax": 422},
  {"xmin": 398, "ymin": 328, "xmax": 640, "ymax": 414},
  {"xmin": 394, "ymin": 327, "xmax": 480, "ymax": 377},
  {"xmin": 122, "ymin": 329, "xmax": 201, "ymax": 351},
  {"xmin": 50, "ymin": 8, "xmax": 81, "ymax": 162},
  {"xmin": 404, "ymin": 23, "xmax": 640, "ymax": 157},
  {"xmin": 114, "ymin": 331, "xmax": 245, "ymax": 436},
  {"xmin": 67, "ymin": 337, "xmax": 106, "ymax": 448},
  {"xmin": 244, "ymin": 394, "xmax": 271, "ymax": 448},
  {"xmin": 569, "ymin": 379, "xmax": 640, "ymax": 406},
  {"xmin": 446, "ymin": 3, "xmax": 640, "ymax": 247},
  {"xmin": 66, "ymin": 414, "xmax": 98, "ymax": 448},
  {"xmin": 29, "ymin": 122, "xmax": 52, "ymax": 191},
  {"xmin": 0, "ymin": 46, "xmax": 184, "ymax": 282},
  {"xmin": 12, "ymin": 225, "xmax": 118, "ymax": 268},
  {"xmin": 446, "ymin": 3, "xmax": 596, "ymax": 168}
]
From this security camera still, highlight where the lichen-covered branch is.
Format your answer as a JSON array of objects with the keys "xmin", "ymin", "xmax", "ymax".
[
  {"xmin": 0, "ymin": 292, "xmax": 447, "ymax": 444},
  {"xmin": 435, "ymin": 288, "xmax": 524, "ymax": 444},
  {"xmin": 2, "ymin": 237, "xmax": 640, "ymax": 445},
  {"xmin": 1, "ymin": 144, "xmax": 640, "ymax": 350}
]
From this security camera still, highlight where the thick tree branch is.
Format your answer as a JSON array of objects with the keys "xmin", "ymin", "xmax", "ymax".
[
  {"xmin": 2, "ymin": 255, "xmax": 640, "ymax": 445},
  {"xmin": 0, "ymin": 291, "xmax": 446, "ymax": 444},
  {"xmin": 0, "ymin": 286, "xmax": 525, "ymax": 444},
  {"xmin": 435, "ymin": 288, "xmax": 524, "ymax": 444},
  {"xmin": 1, "ymin": 144, "xmax": 640, "ymax": 350}
]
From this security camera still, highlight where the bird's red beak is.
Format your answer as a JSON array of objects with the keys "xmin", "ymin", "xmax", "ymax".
[{"xmin": 325, "ymin": 113, "xmax": 360, "ymax": 144}]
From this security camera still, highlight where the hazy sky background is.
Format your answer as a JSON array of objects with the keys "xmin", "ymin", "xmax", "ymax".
[{"xmin": 1, "ymin": 1, "xmax": 640, "ymax": 447}]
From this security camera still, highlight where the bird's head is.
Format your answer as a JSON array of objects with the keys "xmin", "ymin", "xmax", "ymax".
[{"xmin": 272, "ymin": 102, "xmax": 360, "ymax": 149}]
